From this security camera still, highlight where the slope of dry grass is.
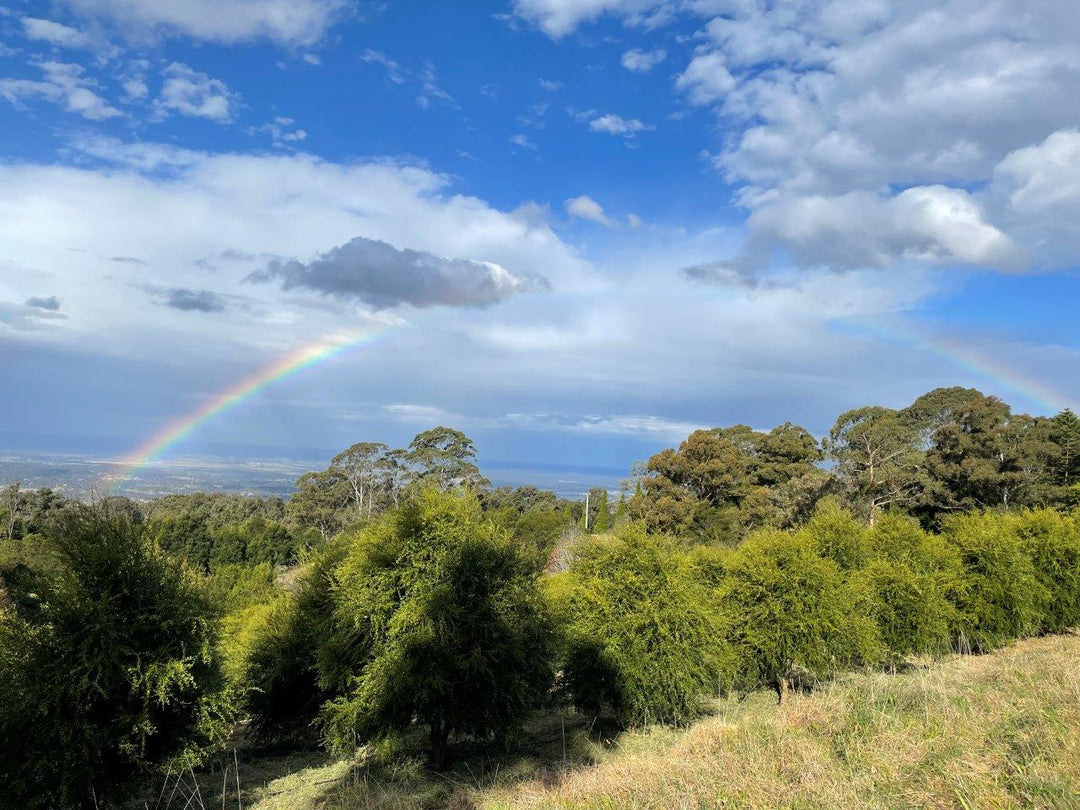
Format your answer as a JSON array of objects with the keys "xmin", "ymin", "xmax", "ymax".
[{"xmin": 482, "ymin": 632, "xmax": 1080, "ymax": 810}]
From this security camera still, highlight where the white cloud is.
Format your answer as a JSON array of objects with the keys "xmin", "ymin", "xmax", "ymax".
[
  {"xmin": 154, "ymin": 62, "xmax": 237, "ymax": 122},
  {"xmin": 21, "ymin": 17, "xmax": 95, "ymax": 49},
  {"xmin": 675, "ymin": 50, "xmax": 735, "ymax": 105},
  {"xmin": 302, "ymin": 53, "xmax": 321, "ymax": 66},
  {"xmin": 510, "ymin": 0, "xmax": 667, "ymax": 38},
  {"xmin": 621, "ymin": 47, "xmax": 665, "ymax": 72},
  {"xmin": 565, "ymin": 195, "xmax": 614, "ymax": 226},
  {"xmin": 60, "ymin": 0, "xmax": 349, "ymax": 46},
  {"xmin": 663, "ymin": 1, "xmax": 1080, "ymax": 276},
  {"xmin": 0, "ymin": 137, "xmax": 589, "ymax": 360},
  {"xmin": 538, "ymin": 78, "xmax": 562, "ymax": 91},
  {"xmin": 249, "ymin": 116, "xmax": 307, "ymax": 147},
  {"xmin": 627, "ymin": 212, "xmax": 643, "ymax": 228},
  {"xmin": 511, "ymin": 133, "xmax": 538, "ymax": 151},
  {"xmin": 0, "ymin": 61, "xmax": 121, "ymax": 120},
  {"xmin": 587, "ymin": 112, "xmax": 652, "ymax": 136}
]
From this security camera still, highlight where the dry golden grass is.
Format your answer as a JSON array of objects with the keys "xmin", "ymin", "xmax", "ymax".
[
  {"xmin": 481, "ymin": 633, "xmax": 1080, "ymax": 810},
  {"xmin": 156, "ymin": 633, "xmax": 1080, "ymax": 810}
]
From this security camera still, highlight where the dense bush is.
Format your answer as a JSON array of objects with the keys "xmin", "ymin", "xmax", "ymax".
[
  {"xmin": 240, "ymin": 537, "xmax": 350, "ymax": 745},
  {"xmin": 860, "ymin": 514, "xmax": 960, "ymax": 661},
  {"xmin": 559, "ymin": 524, "xmax": 733, "ymax": 726},
  {"xmin": 942, "ymin": 511, "xmax": 1048, "ymax": 653},
  {"xmin": 722, "ymin": 528, "xmax": 879, "ymax": 700},
  {"xmin": 1007, "ymin": 509, "xmax": 1080, "ymax": 634},
  {"xmin": 319, "ymin": 489, "xmax": 555, "ymax": 767},
  {"xmin": 0, "ymin": 506, "xmax": 230, "ymax": 809}
]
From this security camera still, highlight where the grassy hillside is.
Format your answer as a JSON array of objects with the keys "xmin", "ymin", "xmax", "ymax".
[{"xmin": 157, "ymin": 631, "xmax": 1080, "ymax": 810}]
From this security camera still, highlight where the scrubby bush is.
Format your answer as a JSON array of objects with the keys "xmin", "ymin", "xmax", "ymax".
[
  {"xmin": 803, "ymin": 498, "xmax": 871, "ymax": 570},
  {"xmin": 240, "ymin": 537, "xmax": 349, "ymax": 745},
  {"xmin": 320, "ymin": 489, "xmax": 555, "ymax": 767},
  {"xmin": 0, "ymin": 506, "xmax": 230, "ymax": 809},
  {"xmin": 943, "ymin": 511, "xmax": 1048, "ymax": 653},
  {"xmin": 1008, "ymin": 509, "xmax": 1080, "ymax": 633},
  {"xmin": 860, "ymin": 514, "xmax": 960, "ymax": 661},
  {"xmin": 559, "ymin": 523, "xmax": 733, "ymax": 726},
  {"xmin": 722, "ymin": 528, "xmax": 879, "ymax": 701}
]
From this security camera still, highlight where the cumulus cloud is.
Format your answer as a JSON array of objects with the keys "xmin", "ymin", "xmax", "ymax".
[
  {"xmin": 675, "ymin": 51, "xmax": 735, "ymax": 105},
  {"xmin": 564, "ymin": 195, "xmax": 614, "ymax": 226},
  {"xmin": 621, "ymin": 47, "xmax": 665, "ymax": 72},
  {"xmin": 160, "ymin": 288, "xmax": 227, "ymax": 312},
  {"xmin": 0, "ymin": 61, "xmax": 121, "ymax": 120},
  {"xmin": 510, "ymin": 0, "xmax": 667, "ymax": 38},
  {"xmin": 59, "ymin": 0, "xmax": 349, "ymax": 46},
  {"xmin": 21, "ymin": 18, "xmax": 95, "ymax": 49},
  {"xmin": 154, "ymin": 62, "xmax": 237, "ymax": 122},
  {"xmin": 586, "ymin": 112, "xmax": 652, "ymax": 137},
  {"xmin": 661, "ymin": 1, "xmax": 1080, "ymax": 278},
  {"xmin": 248, "ymin": 236, "xmax": 548, "ymax": 309}
]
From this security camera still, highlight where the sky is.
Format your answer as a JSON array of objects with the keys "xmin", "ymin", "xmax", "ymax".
[{"xmin": 0, "ymin": 0, "xmax": 1079, "ymax": 478}]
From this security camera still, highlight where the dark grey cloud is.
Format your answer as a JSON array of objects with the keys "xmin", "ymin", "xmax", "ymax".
[
  {"xmin": 25, "ymin": 296, "xmax": 61, "ymax": 311},
  {"xmin": 247, "ymin": 236, "xmax": 548, "ymax": 309},
  {"xmin": 110, "ymin": 256, "xmax": 147, "ymax": 265},
  {"xmin": 162, "ymin": 288, "xmax": 227, "ymax": 313}
]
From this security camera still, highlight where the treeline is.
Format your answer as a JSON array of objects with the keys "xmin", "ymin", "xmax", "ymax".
[{"xmin": 630, "ymin": 387, "xmax": 1080, "ymax": 539}]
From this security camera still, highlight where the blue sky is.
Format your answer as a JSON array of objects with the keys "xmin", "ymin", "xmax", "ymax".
[{"xmin": 1, "ymin": 0, "xmax": 1078, "ymax": 477}]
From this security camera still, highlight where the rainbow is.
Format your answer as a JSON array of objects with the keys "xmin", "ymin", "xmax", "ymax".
[
  {"xmin": 843, "ymin": 318, "xmax": 1076, "ymax": 415},
  {"xmin": 109, "ymin": 327, "xmax": 393, "ymax": 490}
]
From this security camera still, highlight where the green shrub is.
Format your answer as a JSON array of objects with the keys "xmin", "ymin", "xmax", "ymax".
[
  {"xmin": 803, "ymin": 498, "xmax": 871, "ymax": 570},
  {"xmin": 721, "ymin": 528, "xmax": 879, "ymax": 700},
  {"xmin": 0, "ymin": 506, "xmax": 231, "ymax": 809},
  {"xmin": 860, "ymin": 514, "xmax": 960, "ymax": 661},
  {"xmin": 241, "ymin": 537, "xmax": 349, "ymax": 745},
  {"xmin": 560, "ymin": 523, "xmax": 733, "ymax": 726},
  {"xmin": 1009, "ymin": 509, "xmax": 1080, "ymax": 633},
  {"xmin": 943, "ymin": 511, "xmax": 1048, "ymax": 652},
  {"xmin": 320, "ymin": 489, "xmax": 555, "ymax": 768}
]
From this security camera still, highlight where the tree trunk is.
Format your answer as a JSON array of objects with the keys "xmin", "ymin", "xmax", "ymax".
[{"xmin": 429, "ymin": 720, "xmax": 451, "ymax": 770}]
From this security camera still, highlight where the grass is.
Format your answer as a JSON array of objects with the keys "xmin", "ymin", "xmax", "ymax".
[{"xmin": 145, "ymin": 632, "xmax": 1080, "ymax": 810}]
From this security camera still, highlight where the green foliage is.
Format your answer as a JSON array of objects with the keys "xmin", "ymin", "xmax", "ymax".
[
  {"xmin": 824, "ymin": 405, "xmax": 925, "ymax": 522},
  {"xmin": 149, "ymin": 493, "xmax": 301, "ymax": 571},
  {"xmin": 321, "ymin": 489, "xmax": 554, "ymax": 767},
  {"xmin": 207, "ymin": 561, "xmax": 279, "ymax": 613},
  {"xmin": 240, "ymin": 537, "xmax": 351, "ymax": 745},
  {"xmin": 1008, "ymin": 509, "xmax": 1080, "ymax": 633},
  {"xmin": 721, "ymin": 528, "xmax": 879, "ymax": 698},
  {"xmin": 802, "ymin": 497, "xmax": 871, "ymax": 570},
  {"xmin": 942, "ymin": 511, "xmax": 1048, "ymax": 653},
  {"xmin": 560, "ymin": 524, "xmax": 733, "ymax": 726},
  {"xmin": 630, "ymin": 423, "xmax": 821, "ymax": 540},
  {"xmin": 0, "ymin": 505, "xmax": 230, "ymax": 809}
]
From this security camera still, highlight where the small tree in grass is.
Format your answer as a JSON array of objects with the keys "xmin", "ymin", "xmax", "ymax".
[
  {"xmin": 560, "ymin": 523, "xmax": 734, "ymax": 726},
  {"xmin": 321, "ymin": 489, "xmax": 554, "ymax": 768},
  {"xmin": 721, "ymin": 528, "xmax": 879, "ymax": 701},
  {"xmin": 0, "ymin": 506, "xmax": 230, "ymax": 809}
]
